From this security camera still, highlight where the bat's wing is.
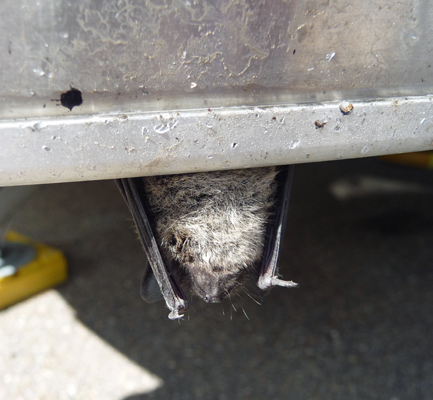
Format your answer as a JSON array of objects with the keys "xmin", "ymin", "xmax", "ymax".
[
  {"xmin": 116, "ymin": 178, "xmax": 188, "ymax": 319},
  {"xmin": 257, "ymin": 165, "xmax": 299, "ymax": 290},
  {"xmin": 140, "ymin": 261, "xmax": 163, "ymax": 303}
]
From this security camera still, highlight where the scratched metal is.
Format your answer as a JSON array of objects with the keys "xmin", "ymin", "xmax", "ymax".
[
  {"xmin": 0, "ymin": 0, "xmax": 433, "ymax": 184},
  {"xmin": 0, "ymin": 96, "xmax": 432, "ymax": 186}
]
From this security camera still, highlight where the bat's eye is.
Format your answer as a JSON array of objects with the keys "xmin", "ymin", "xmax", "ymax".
[
  {"xmin": 167, "ymin": 234, "xmax": 177, "ymax": 246},
  {"xmin": 194, "ymin": 194, "xmax": 208, "ymax": 201},
  {"xmin": 166, "ymin": 232, "xmax": 186, "ymax": 249}
]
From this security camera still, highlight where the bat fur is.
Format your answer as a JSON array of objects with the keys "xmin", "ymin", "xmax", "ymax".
[
  {"xmin": 117, "ymin": 165, "xmax": 297, "ymax": 318},
  {"xmin": 142, "ymin": 167, "xmax": 278, "ymax": 302}
]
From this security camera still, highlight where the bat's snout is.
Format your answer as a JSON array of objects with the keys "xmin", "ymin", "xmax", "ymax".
[
  {"xmin": 194, "ymin": 282, "xmax": 227, "ymax": 304},
  {"xmin": 191, "ymin": 267, "xmax": 237, "ymax": 303},
  {"xmin": 204, "ymin": 294, "xmax": 222, "ymax": 303}
]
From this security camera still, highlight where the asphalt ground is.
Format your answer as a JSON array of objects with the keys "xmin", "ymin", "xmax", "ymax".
[{"xmin": 1, "ymin": 157, "xmax": 433, "ymax": 400}]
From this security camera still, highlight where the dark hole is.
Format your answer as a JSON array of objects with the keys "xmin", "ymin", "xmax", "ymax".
[
  {"xmin": 194, "ymin": 194, "xmax": 209, "ymax": 201},
  {"xmin": 168, "ymin": 234, "xmax": 177, "ymax": 247},
  {"xmin": 60, "ymin": 88, "xmax": 83, "ymax": 111}
]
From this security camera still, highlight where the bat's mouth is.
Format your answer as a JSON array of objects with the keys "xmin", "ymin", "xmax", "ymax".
[
  {"xmin": 204, "ymin": 294, "xmax": 223, "ymax": 303},
  {"xmin": 189, "ymin": 268, "xmax": 239, "ymax": 303},
  {"xmin": 192, "ymin": 283, "xmax": 228, "ymax": 303}
]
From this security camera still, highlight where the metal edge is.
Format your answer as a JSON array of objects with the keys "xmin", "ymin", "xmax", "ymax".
[{"xmin": 0, "ymin": 95, "xmax": 432, "ymax": 186}]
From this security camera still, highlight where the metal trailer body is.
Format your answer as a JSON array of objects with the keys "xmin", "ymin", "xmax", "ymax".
[{"xmin": 1, "ymin": 0, "xmax": 432, "ymax": 185}]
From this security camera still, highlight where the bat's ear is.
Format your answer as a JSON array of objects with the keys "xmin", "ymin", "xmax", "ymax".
[{"xmin": 140, "ymin": 262, "xmax": 164, "ymax": 303}]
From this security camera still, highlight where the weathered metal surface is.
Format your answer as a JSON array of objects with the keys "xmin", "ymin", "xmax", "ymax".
[
  {"xmin": 1, "ymin": 0, "xmax": 433, "ymax": 185},
  {"xmin": 0, "ymin": 96, "xmax": 432, "ymax": 186}
]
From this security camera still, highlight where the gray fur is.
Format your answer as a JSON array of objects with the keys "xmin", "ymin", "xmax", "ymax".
[{"xmin": 142, "ymin": 167, "xmax": 278, "ymax": 302}]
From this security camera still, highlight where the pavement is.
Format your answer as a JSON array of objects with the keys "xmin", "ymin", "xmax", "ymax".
[{"xmin": 1, "ymin": 157, "xmax": 433, "ymax": 400}]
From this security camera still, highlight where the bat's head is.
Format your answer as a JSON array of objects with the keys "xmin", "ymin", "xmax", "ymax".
[
  {"xmin": 138, "ymin": 167, "xmax": 290, "ymax": 317},
  {"xmin": 120, "ymin": 166, "xmax": 297, "ymax": 319},
  {"xmin": 163, "ymin": 225, "xmax": 261, "ymax": 304}
]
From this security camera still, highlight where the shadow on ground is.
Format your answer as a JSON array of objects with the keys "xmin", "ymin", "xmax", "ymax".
[{"xmin": 9, "ymin": 159, "xmax": 433, "ymax": 400}]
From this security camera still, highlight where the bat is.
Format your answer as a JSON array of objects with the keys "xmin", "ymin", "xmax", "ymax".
[{"xmin": 116, "ymin": 165, "xmax": 298, "ymax": 320}]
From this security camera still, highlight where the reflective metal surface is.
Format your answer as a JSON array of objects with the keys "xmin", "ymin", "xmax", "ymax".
[
  {"xmin": 1, "ymin": 0, "xmax": 433, "ymax": 185},
  {"xmin": 1, "ymin": 96, "xmax": 432, "ymax": 185}
]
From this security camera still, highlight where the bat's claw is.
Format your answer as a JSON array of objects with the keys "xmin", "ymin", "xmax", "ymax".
[
  {"xmin": 167, "ymin": 301, "xmax": 189, "ymax": 320},
  {"xmin": 258, "ymin": 276, "xmax": 299, "ymax": 290},
  {"xmin": 271, "ymin": 277, "xmax": 299, "ymax": 288},
  {"xmin": 168, "ymin": 309, "xmax": 185, "ymax": 320}
]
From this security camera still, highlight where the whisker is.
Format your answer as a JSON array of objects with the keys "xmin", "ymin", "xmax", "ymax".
[
  {"xmin": 227, "ymin": 293, "xmax": 234, "ymax": 319},
  {"xmin": 235, "ymin": 292, "xmax": 243, "ymax": 299},
  {"xmin": 231, "ymin": 302, "xmax": 237, "ymax": 312},
  {"xmin": 245, "ymin": 291, "xmax": 262, "ymax": 305},
  {"xmin": 242, "ymin": 307, "xmax": 250, "ymax": 321}
]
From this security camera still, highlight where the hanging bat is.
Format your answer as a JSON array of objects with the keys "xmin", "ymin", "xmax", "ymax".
[{"xmin": 116, "ymin": 165, "xmax": 298, "ymax": 320}]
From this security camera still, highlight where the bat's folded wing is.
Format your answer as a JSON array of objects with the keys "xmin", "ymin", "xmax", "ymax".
[
  {"xmin": 140, "ymin": 262, "xmax": 163, "ymax": 303},
  {"xmin": 258, "ymin": 165, "xmax": 299, "ymax": 290},
  {"xmin": 116, "ymin": 178, "xmax": 188, "ymax": 319}
]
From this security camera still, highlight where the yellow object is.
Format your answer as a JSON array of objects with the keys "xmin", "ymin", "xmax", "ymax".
[
  {"xmin": 380, "ymin": 151, "xmax": 433, "ymax": 169},
  {"xmin": 0, "ymin": 231, "xmax": 67, "ymax": 310}
]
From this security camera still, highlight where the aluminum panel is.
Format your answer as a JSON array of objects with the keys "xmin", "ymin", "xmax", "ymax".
[{"xmin": 1, "ymin": 0, "xmax": 433, "ymax": 184}]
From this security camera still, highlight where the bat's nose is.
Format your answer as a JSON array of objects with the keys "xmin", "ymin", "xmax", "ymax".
[
  {"xmin": 191, "ymin": 268, "xmax": 237, "ymax": 303},
  {"xmin": 204, "ymin": 294, "xmax": 221, "ymax": 303}
]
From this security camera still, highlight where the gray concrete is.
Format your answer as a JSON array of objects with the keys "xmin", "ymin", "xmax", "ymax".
[{"xmin": 1, "ymin": 158, "xmax": 433, "ymax": 400}]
